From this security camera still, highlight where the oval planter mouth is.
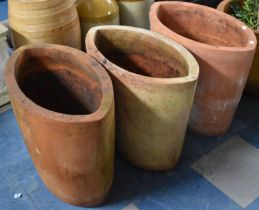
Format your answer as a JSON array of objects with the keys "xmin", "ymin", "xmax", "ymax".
[
  {"xmin": 150, "ymin": 2, "xmax": 257, "ymax": 136},
  {"xmin": 86, "ymin": 25, "xmax": 199, "ymax": 170},
  {"xmin": 217, "ymin": 0, "xmax": 259, "ymax": 96},
  {"xmin": 5, "ymin": 44, "xmax": 115, "ymax": 207}
]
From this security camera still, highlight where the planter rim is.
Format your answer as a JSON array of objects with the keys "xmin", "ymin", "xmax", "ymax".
[
  {"xmin": 217, "ymin": 0, "xmax": 259, "ymax": 35},
  {"xmin": 86, "ymin": 25, "xmax": 199, "ymax": 84},
  {"xmin": 5, "ymin": 44, "xmax": 114, "ymax": 123},
  {"xmin": 150, "ymin": 1, "xmax": 257, "ymax": 52}
]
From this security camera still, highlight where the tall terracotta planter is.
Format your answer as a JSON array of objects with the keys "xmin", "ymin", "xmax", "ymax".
[
  {"xmin": 5, "ymin": 44, "xmax": 115, "ymax": 207},
  {"xmin": 150, "ymin": 2, "xmax": 257, "ymax": 136},
  {"xmin": 8, "ymin": 0, "xmax": 81, "ymax": 49},
  {"xmin": 86, "ymin": 26, "xmax": 199, "ymax": 170},
  {"xmin": 217, "ymin": 0, "xmax": 259, "ymax": 96}
]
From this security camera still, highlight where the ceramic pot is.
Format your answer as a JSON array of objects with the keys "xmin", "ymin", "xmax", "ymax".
[
  {"xmin": 86, "ymin": 26, "xmax": 199, "ymax": 170},
  {"xmin": 150, "ymin": 2, "xmax": 257, "ymax": 136},
  {"xmin": 8, "ymin": 0, "xmax": 81, "ymax": 49},
  {"xmin": 217, "ymin": 0, "xmax": 259, "ymax": 96},
  {"xmin": 0, "ymin": 23, "xmax": 9, "ymax": 106},
  {"xmin": 117, "ymin": 0, "xmax": 149, "ymax": 29},
  {"xmin": 5, "ymin": 44, "xmax": 115, "ymax": 207},
  {"xmin": 76, "ymin": 0, "xmax": 119, "ymax": 50}
]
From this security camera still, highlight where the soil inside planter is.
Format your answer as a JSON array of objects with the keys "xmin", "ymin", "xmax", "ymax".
[
  {"xmin": 15, "ymin": 49, "xmax": 102, "ymax": 115},
  {"xmin": 157, "ymin": 5, "xmax": 248, "ymax": 47},
  {"xmin": 95, "ymin": 30, "xmax": 188, "ymax": 78}
]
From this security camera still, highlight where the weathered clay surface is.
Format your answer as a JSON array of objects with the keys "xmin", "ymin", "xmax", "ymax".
[
  {"xmin": 86, "ymin": 26, "xmax": 199, "ymax": 170},
  {"xmin": 5, "ymin": 44, "xmax": 115, "ymax": 207},
  {"xmin": 150, "ymin": 2, "xmax": 257, "ymax": 136},
  {"xmin": 217, "ymin": 0, "xmax": 259, "ymax": 96}
]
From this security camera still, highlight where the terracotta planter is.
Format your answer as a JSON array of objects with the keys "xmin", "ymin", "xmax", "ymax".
[
  {"xmin": 117, "ymin": 0, "xmax": 149, "ymax": 28},
  {"xmin": 86, "ymin": 26, "xmax": 199, "ymax": 170},
  {"xmin": 150, "ymin": 2, "xmax": 257, "ymax": 136},
  {"xmin": 76, "ymin": 0, "xmax": 119, "ymax": 51},
  {"xmin": 5, "ymin": 44, "xmax": 115, "ymax": 207},
  {"xmin": 8, "ymin": 0, "xmax": 81, "ymax": 49},
  {"xmin": 217, "ymin": 0, "xmax": 259, "ymax": 96}
]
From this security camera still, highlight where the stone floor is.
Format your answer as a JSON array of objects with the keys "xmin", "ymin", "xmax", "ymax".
[{"xmin": 1, "ymin": 95, "xmax": 259, "ymax": 210}]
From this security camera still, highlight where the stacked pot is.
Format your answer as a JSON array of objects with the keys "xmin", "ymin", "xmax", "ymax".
[{"xmin": 8, "ymin": 0, "xmax": 81, "ymax": 49}]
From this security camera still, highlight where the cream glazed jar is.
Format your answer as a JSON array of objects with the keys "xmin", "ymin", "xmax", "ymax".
[{"xmin": 117, "ymin": 0, "xmax": 153, "ymax": 29}]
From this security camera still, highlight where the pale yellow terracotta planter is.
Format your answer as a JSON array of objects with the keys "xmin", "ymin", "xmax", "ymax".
[{"xmin": 86, "ymin": 26, "xmax": 199, "ymax": 170}]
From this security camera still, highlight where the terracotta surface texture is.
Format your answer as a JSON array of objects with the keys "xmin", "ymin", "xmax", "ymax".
[
  {"xmin": 8, "ymin": 0, "xmax": 81, "ymax": 49},
  {"xmin": 150, "ymin": 2, "xmax": 257, "ymax": 136},
  {"xmin": 86, "ymin": 25, "xmax": 199, "ymax": 170},
  {"xmin": 217, "ymin": 0, "xmax": 259, "ymax": 96},
  {"xmin": 5, "ymin": 44, "xmax": 115, "ymax": 207}
]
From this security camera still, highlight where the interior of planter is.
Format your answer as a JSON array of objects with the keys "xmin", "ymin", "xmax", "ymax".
[
  {"xmin": 94, "ymin": 29, "xmax": 189, "ymax": 78},
  {"xmin": 15, "ymin": 48, "xmax": 102, "ymax": 115},
  {"xmin": 157, "ymin": 4, "xmax": 248, "ymax": 47}
]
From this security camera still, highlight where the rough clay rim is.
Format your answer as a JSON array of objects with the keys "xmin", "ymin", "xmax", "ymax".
[
  {"xmin": 217, "ymin": 0, "xmax": 259, "ymax": 35},
  {"xmin": 86, "ymin": 25, "xmax": 199, "ymax": 85},
  {"xmin": 5, "ymin": 44, "xmax": 114, "ymax": 123},
  {"xmin": 150, "ymin": 1, "xmax": 257, "ymax": 52}
]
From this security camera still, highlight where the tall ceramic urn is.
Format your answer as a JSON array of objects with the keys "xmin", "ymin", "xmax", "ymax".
[{"xmin": 8, "ymin": 0, "xmax": 81, "ymax": 49}]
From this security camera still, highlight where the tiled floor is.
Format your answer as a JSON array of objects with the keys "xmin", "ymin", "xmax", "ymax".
[{"xmin": 1, "ymin": 95, "xmax": 259, "ymax": 210}]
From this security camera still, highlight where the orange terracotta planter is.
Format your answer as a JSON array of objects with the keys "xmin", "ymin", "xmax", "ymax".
[
  {"xmin": 5, "ymin": 44, "xmax": 115, "ymax": 207},
  {"xmin": 217, "ymin": 0, "xmax": 259, "ymax": 96},
  {"xmin": 150, "ymin": 2, "xmax": 257, "ymax": 136},
  {"xmin": 86, "ymin": 26, "xmax": 199, "ymax": 170}
]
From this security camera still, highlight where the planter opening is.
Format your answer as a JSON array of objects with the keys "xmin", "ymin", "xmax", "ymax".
[
  {"xmin": 95, "ymin": 29, "xmax": 188, "ymax": 78},
  {"xmin": 157, "ymin": 4, "xmax": 249, "ymax": 47},
  {"xmin": 15, "ymin": 48, "xmax": 102, "ymax": 115}
]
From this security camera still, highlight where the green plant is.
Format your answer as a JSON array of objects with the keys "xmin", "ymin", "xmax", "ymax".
[{"xmin": 230, "ymin": 0, "xmax": 259, "ymax": 29}]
